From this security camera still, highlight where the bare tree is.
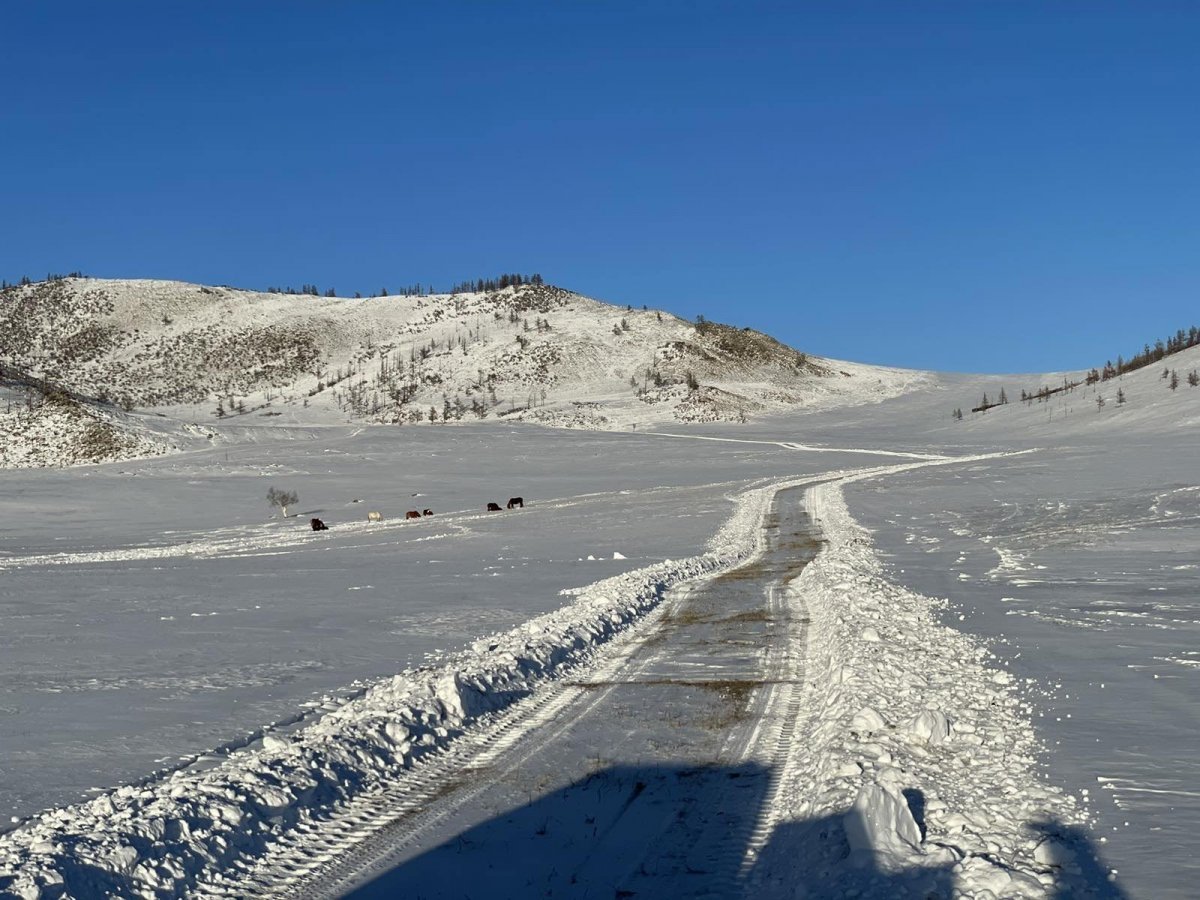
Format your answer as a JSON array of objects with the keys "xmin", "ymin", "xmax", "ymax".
[{"xmin": 267, "ymin": 486, "xmax": 299, "ymax": 518}]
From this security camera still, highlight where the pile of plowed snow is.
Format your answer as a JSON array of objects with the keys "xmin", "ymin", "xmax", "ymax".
[{"xmin": 756, "ymin": 469, "xmax": 1093, "ymax": 898}]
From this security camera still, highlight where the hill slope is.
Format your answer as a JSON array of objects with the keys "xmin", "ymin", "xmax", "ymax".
[
  {"xmin": 0, "ymin": 278, "xmax": 925, "ymax": 438},
  {"xmin": 0, "ymin": 366, "xmax": 205, "ymax": 468}
]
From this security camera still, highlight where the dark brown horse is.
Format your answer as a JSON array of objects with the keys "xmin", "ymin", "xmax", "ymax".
[
  {"xmin": 507, "ymin": 497, "xmax": 524, "ymax": 509},
  {"xmin": 422, "ymin": 509, "xmax": 434, "ymax": 517},
  {"xmin": 310, "ymin": 517, "xmax": 328, "ymax": 531},
  {"xmin": 405, "ymin": 510, "xmax": 422, "ymax": 520},
  {"xmin": 486, "ymin": 502, "xmax": 502, "ymax": 512}
]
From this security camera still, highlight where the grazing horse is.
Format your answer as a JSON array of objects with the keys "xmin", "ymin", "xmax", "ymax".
[
  {"xmin": 367, "ymin": 510, "xmax": 383, "ymax": 523},
  {"xmin": 422, "ymin": 509, "xmax": 434, "ymax": 517},
  {"xmin": 507, "ymin": 497, "xmax": 524, "ymax": 509},
  {"xmin": 486, "ymin": 502, "xmax": 502, "ymax": 512},
  {"xmin": 310, "ymin": 517, "xmax": 328, "ymax": 531},
  {"xmin": 405, "ymin": 510, "xmax": 422, "ymax": 520}
]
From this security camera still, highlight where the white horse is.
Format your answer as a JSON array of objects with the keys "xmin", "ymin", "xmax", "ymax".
[{"xmin": 367, "ymin": 511, "xmax": 383, "ymax": 523}]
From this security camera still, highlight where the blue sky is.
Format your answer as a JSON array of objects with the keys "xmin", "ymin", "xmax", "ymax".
[{"xmin": 3, "ymin": 2, "xmax": 1197, "ymax": 372}]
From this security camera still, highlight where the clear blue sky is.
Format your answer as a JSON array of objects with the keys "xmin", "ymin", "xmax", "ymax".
[{"xmin": 3, "ymin": 2, "xmax": 1197, "ymax": 372}]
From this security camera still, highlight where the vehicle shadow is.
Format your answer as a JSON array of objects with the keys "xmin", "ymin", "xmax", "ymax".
[
  {"xmin": 1029, "ymin": 821, "xmax": 1132, "ymax": 900},
  {"xmin": 344, "ymin": 763, "xmax": 1128, "ymax": 899},
  {"xmin": 346, "ymin": 762, "xmax": 766, "ymax": 898},
  {"xmin": 344, "ymin": 764, "xmax": 1144, "ymax": 899}
]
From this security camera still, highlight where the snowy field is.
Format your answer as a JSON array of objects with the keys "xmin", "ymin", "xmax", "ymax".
[
  {"xmin": 0, "ymin": 425, "xmax": 889, "ymax": 823},
  {"xmin": 2, "ymin": 341, "xmax": 1199, "ymax": 898},
  {"xmin": 846, "ymin": 438, "xmax": 1200, "ymax": 898}
]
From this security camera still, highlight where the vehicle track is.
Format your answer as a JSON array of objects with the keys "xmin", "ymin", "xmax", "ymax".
[{"xmin": 194, "ymin": 484, "xmax": 823, "ymax": 899}]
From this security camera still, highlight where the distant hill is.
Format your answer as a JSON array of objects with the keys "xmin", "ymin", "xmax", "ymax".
[{"xmin": 0, "ymin": 278, "xmax": 925, "ymax": 437}]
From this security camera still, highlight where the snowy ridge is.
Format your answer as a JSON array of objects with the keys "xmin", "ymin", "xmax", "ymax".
[
  {"xmin": 0, "ymin": 471, "xmax": 805, "ymax": 899},
  {"xmin": 757, "ymin": 468, "xmax": 1091, "ymax": 898}
]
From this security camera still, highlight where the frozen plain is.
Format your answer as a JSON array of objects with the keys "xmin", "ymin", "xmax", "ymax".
[{"xmin": 2, "ymin": 344, "xmax": 1199, "ymax": 898}]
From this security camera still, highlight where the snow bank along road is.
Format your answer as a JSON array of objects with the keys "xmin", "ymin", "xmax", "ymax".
[{"xmin": 0, "ymin": 453, "xmax": 1116, "ymax": 899}]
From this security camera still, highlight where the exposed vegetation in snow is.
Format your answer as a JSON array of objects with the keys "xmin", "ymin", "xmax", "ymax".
[
  {"xmin": 0, "ymin": 277, "xmax": 927, "ymax": 452},
  {"xmin": 0, "ymin": 372, "xmax": 175, "ymax": 468}
]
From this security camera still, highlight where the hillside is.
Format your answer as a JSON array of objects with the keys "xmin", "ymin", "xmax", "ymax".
[
  {"xmin": 0, "ymin": 277, "xmax": 925, "ymax": 441},
  {"xmin": 936, "ymin": 342, "xmax": 1200, "ymax": 441},
  {"xmin": 0, "ymin": 366, "xmax": 206, "ymax": 468}
]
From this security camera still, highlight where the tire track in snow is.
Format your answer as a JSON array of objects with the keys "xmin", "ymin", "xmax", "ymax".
[
  {"xmin": 207, "ymin": 453, "xmax": 1035, "ymax": 898},
  {"xmin": 203, "ymin": 486, "xmax": 824, "ymax": 899},
  {"xmin": 192, "ymin": 593, "xmax": 685, "ymax": 899}
]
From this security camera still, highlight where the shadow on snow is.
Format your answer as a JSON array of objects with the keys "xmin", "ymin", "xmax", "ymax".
[{"xmin": 343, "ymin": 762, "xmax": 1123, "ymax": 899}]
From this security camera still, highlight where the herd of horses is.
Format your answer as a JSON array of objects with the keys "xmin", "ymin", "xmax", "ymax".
[{"xmin": 309, "ymin": 496, "xmax": 523, "ymax": 531}]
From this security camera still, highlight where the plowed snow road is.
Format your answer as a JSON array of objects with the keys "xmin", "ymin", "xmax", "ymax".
[{"xmin": 202, "ymin": 485, "xmax": 820, "ymax": 899}]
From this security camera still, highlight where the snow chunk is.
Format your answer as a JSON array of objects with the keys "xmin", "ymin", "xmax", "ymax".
[
  {"xmin": 261, "ymin": 733, "xmax": 291, "ymax": 752},
  {"xmin": 845, "ymin": 780, "xmax": 922, "ymax": 865},
  {"xmin": 851, "ymin": 706, "xmax": 887, "ymax": 733},
  {"xmin": 907, "ymin": 709, "xmax": 951, "ymax": 745},
  {"xmin": 1033, "ymin": 835, "xmax": 1077, "ymax": 868}
]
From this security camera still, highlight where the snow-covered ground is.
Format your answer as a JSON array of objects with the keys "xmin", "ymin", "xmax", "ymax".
[
  {"xmin": 845, "ymin": 438, "xmax": 1200, "ymax": 898},
  {"xmin": 2, "ymin": 298, "xmax": 1198, "ymax": 897},
  {"xmin": 2, "ymin": 445, "xmax": 1102, "ymax": 900},
  {"xmin": 0, "ymin": 426, "xmax": 899, "ymax": 823}
]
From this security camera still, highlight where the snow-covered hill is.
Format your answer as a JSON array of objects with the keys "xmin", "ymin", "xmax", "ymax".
[
  {"xmin": 0, "ymin": 277, "xmax": 925, "ymax": 441},
  {"xmin": 943, "ymin": 341, "xmax": 1200, "ymax": 438},
  {"xmin": 0, "ymin": 367, "xmax": 206, "ymax": 468}
]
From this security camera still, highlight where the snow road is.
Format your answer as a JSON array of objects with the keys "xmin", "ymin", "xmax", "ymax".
[
  {"xmin": 0, "ymin": 441, "xmax": 1122, "ymax": 899},
  {"xmin": 200, "ymin": 484, "xmax": 821, "ymax": 899},
  {"xmin": 176, "ymin": 459, "xmax": 1101, "ymax": 900}
]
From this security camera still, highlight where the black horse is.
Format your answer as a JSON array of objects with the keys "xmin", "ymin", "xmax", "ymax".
[{"xmin": 507, "ymin": 497, "xmax": 524, "ymax": 509}]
